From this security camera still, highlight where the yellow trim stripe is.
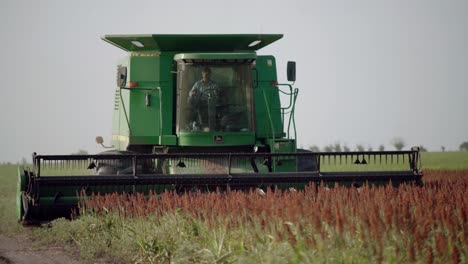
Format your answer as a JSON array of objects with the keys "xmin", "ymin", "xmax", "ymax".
[
  {"xmin": 130, "ymin": 53, "xmax": 160, "ymax": 57},
  {"xmin": 112, "ymin": 135, "xmax": 129, "ymax": 142}
]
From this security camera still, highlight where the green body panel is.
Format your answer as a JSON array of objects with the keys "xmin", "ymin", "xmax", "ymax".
[
  {"xmin": 37, "ymin": 186, "xmax": 173, "ymax": 206},
  {"xmin": 178, "ymin": 132, "xmax": 255, "ymax": 146},
  {"xmin": 254, "ymin": 56, "xmax": 284, "ymax": 139},
  {"xmin": 129, "ymin": 53, "xmax": 173, "ymax": 83},
  {"xmin": 266, "ymin": 138, "xmax": 298, "ymax": 172},
  {"xmin": 112, "ymin": 53, "xmax": 177, "ymax": 150},
  {"xmin": 129, "ymin": 135, "xmax": 177, "ymax": 145},
  {"xmin": 129, "ymin": 89, "xmax": 159, "ymax": 137}
]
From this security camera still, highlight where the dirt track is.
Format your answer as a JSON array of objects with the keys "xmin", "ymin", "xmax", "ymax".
[{"xmin": 0, "ymin": 232, "xmax": 80, "ymax": 264}]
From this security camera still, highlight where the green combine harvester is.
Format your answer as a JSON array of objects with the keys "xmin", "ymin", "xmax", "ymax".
[{"xmin": 17, "ymin": 34, "xmax": 422, "ymax": 224}]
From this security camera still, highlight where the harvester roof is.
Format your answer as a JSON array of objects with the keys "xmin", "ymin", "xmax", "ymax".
[{"xmin": 101, "ymin": 34, "xmax": 283, "ymax": 52}]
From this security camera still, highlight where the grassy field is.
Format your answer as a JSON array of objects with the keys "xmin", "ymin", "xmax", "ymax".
[
  {"xmin": 32, "ymin": 170, "xmax": 467, "ymax": 263},
  {"xmin": 318, "ymin": 151, "xmax": 468, "ymax": 172},
  {"xmin": 421, "ymin": 151, "xmax": 468, "ymax": 170},
  {"xmin": 0, "ymin": 165, "xmax": 23, "ymax": 235},
  {"xmin": 0, "ymin": 151, "xmax": 467, "ymax": 263}
]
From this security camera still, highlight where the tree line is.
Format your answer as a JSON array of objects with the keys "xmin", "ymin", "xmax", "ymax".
[{"xmin": 308, "ymin": 139, "xmax": 468, "ymax": 152}]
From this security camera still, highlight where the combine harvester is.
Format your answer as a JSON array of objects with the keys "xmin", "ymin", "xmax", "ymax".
[{"xmin": 17, "ymin": 34, "xmax": 422, "ymax": 223}]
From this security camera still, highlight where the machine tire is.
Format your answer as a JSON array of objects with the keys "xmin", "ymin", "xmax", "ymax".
[
  {"xmin": 21, "ymin": 192, "xmax": 30, "ymax": 224},
  {"xmin": 16, "ymin": 166, "xmax": 26, "ymax": 222}
]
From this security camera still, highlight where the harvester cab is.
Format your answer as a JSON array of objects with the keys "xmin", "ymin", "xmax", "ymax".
[
  {"xmin": 103, "ymin": 35, "xmax": 292, "ymax": 153},
  {"xmin": 17, "ymin": 34, "xmax": 422, "ymax": 224}
]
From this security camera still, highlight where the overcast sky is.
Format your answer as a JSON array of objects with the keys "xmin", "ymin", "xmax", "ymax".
[{"xmin": 1, "ymin": 0, "xmax": 467, "ymax": 162}]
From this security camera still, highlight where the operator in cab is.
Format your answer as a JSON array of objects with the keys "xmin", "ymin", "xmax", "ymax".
[{"xmin": 187, "ymin": 66, "xmax": 219, "ymax": 132}]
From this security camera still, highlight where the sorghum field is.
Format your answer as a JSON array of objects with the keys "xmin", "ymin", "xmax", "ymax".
[{"xmin": 32, "ymin": 169, "xmax": 467, "ymax": 263}]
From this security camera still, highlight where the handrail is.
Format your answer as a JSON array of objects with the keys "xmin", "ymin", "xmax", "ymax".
[
  {"xmin": 119, "ymin": 89, "xmax": 132, "ymax": 136},
  {"xmin": 157, "ymin": 87, "xmax": 163, "ymax": 145},
  {"xmin": 275, "ymin": 83, "xmax": 298, "ymax": 140},
  {"xmin": 276, "ymin": 83, "xmax": 294, "ymax": 111},
  {"xmin": 287, "ymin": 88, "xmax": 298, "ymax": 140},
  {"xmin": 262, "ymin": 90, "xmax": 276, "ymax": 152}
]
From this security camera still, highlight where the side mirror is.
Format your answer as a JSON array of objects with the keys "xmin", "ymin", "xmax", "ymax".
[
  {"xmin": 95, "ymin": 136, "xmax": 114, "ymax": 149},
  {"xmin": 287, "ymin": 61, "xmax": 296, "ymax": 82},
  {"xmin": 117, "ymin": 66, "xmax": 127, "ymax": 88},
  {"xmin": 95, "ymin": 136, "xmax": 104, "ymax": 144}
]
